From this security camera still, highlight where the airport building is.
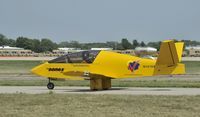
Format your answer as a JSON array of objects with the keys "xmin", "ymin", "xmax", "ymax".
[
  {"xmin": 0, "ymin": 46, "xmax": 160, "ymax": 57},
  {"xmin": 52, "ymin": 48, "xmax": 113, "ymax": 56},
  {"xmin": 91, "ymin": 48, "xmax": 113, "ymax": 50},
  {"xmin": 52, "ymin": 48, "xmax": 83, "ymax": 56},
  {"xmin": 112, "ymin": 50, "xmax": 136, "ymax": 56},
  {"xmin": 90, "ymin": 48, "xmax": 137, "ymax": 56},
  {"xmin": 0, "ymin": 46, "xmax": 33, "ymax": 56},
  {"xmin": 186, "ymin": 46, "xmax": 200, "ymax": 57}
]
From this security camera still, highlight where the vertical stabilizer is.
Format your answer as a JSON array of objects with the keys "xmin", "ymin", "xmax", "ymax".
[
  {"xmin": 156, "ymin": 40, "xmax": 184, "ymax": 66},
  {"xmin": 154, "ymin": 40, "xmax": 185, "ymax": 75}
]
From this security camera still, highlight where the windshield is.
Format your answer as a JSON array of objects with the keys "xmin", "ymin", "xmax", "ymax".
[{"xmin": 48, "ymin": 50, "xmax": 100, "ymax": 63}]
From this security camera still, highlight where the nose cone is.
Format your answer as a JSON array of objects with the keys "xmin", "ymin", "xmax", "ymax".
[
  {"xmin": 31, "ymin": 66, "xmax": 40, "ymax": 75},
  {"xmin": 31, "ymin": 62, "xmax": 47, "ymax": 76}
]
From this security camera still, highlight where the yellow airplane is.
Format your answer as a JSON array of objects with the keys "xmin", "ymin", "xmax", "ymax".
[{"xmin": 31, "ymin": 40, "xmax": 185, "ymax": 90}]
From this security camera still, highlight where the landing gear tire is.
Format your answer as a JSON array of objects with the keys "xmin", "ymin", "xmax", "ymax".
[{"xmin": 47, "ymin": 82, "xmax": 54, "ymax": 90}]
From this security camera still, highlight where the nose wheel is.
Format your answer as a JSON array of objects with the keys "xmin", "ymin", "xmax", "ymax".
[{"xmin": 47, "ymin": 78, "xmax": 54, "ymax": 90}]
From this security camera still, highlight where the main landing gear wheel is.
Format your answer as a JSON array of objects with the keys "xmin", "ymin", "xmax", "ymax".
[{"xmin": 47, "ymin": 78, "xmax": 54, "ymax": 90}]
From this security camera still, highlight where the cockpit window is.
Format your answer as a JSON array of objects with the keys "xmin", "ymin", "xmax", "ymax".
[
  {"xmin": 68, "ymin": 51, "xmax": 84, "ymax": 63},
  {"xmin": 48, "ymin": 55, "xmax": 68, "ymax": 63},
  {"xmin": 48, "ymin": 50, "xmax": 100, "ymax": 63}
]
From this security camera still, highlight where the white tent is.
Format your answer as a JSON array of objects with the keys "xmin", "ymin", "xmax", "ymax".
[
  {"xmin": 0, "ymin": 46, "xmax": 24, "ymax": 50},
  {"xmin": 91, "ymin": 48, "xmax": 113, "ymax": 50},
  {"xmin": 135, "ymin": 47, "xmax": 157, "ymax": 52}
]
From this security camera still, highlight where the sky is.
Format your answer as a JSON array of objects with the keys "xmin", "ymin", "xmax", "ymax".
[{"xmin": 0, "ymin": 0, "xmax": 200, "ymax": 43}]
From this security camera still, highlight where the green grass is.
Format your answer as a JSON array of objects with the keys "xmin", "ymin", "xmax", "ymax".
[
  {"xmin": 0, "ymin": 94, "xmax": 200, "ymax": 117},
  {"xmin": 0, "ymin": 60, "xmax": 41, "ymax": 73},
  {"xmin": 183, "ymin": 61, "xmax": 200, "ymax": 74},
  {"xmin": 0, "ymin": 80, "xmax": 89, "ymax": 86},
  {"xmin": 1, "ymin": 79, "xmax": 200, "ymax": 88},
  {"xmin": 0, "ymin": 61, "xmax": 199, "ymax": 117}
]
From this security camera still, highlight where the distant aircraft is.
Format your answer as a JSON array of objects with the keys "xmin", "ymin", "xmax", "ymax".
[{"xmin": 31, "ymin": 40, "xmax": 185, "ymax": 90}]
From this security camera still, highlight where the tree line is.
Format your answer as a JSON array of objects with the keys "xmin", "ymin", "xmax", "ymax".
[{"xmin": 0, "ymin": 34, "xmax": 199, "ymax": 53}]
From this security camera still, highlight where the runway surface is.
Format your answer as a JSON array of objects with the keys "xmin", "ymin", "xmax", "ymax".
[{"xmin": 1, "ymin": 86, "xmax": 200, "ymax": 95}]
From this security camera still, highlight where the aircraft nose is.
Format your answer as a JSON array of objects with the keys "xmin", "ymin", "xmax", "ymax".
[
  {"xmin": 31, "ymin": 66, "xmax": 40, "ymax": 75},
  {"xmin": 31, "ymin": 65, "xmax": 41, "ymax": 76},
  {"xmin": 31, "ymin": 62, "xmax": 47, "ymax": 76}
]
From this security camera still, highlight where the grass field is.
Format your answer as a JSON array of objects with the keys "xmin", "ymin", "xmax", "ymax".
[
  {"xmin": 0, "ymin": 60, "xmax": 41, "ymax": 73},
  {"xmin": 1, "ymin": 79, "xmax": 200, "ymax": 88},
  {"xmin": 0, "ymin": 61, "xmax": 199, "ymax": 117},
  {"xmin": 183, "ymin": 61, "xmax": 200, "ymax": 74},
  {"xmin": 0, "ymin": 94, "xmax": 200, "ymax": 117}
]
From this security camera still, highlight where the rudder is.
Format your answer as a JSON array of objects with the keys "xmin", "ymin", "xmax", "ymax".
[
  {"xmin": 156, "ymin": 40, "xmax": 184, "ymax": 66},
  {"xmin": 175, "ymin": 42, "xmax": 184, "ymax": 62}
]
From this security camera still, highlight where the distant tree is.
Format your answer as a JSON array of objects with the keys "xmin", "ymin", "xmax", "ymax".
[
  {"xmin": 121, "ymin": 38, "xmax": 132, "ymax": 50},
  {"xmin": 140, "ymin": 41, "xmax": 146, "ymax": 47},
  {"xmin": 6, "ymin": 39, "xmax": 16, "ymax": 47},
  {"xmin": 16, "ymin": 37, "xmax": 26, "ymax": 48},
  {"xmin": 181, "ymin": 40, "xmax": 200, "ymax": 46},
  {"xmin": 132, "ymin": 40, "xmax": 139, "ymax": 49},
  {"xmin": 58, "ymin": 41, "xmax": 70, "ymax": 47},
  {"xmin": 6, "ymin": 33, "xmax": 200, "ymax": 53},
  {"xmin": 0, "ymin": 34, "xmax": 7, "ymax": 46},
  {"xmin": 0, "ymin": 34, "xmax": 5, "ymax": 39},
  {"xmin": 70, "ymin": 41, "xmax": 81, "ymax": 48},
  {"xmin": 116, "ymin": 43, "xmax": 124, "ymax": 50},
  {"xmin": 81, "ymin": 43, "xmax": 89, "ymax": 49},
  {"xmin": 147, "ymin": 41, "xmax": 161, "ymax": 50},
  {"xmin": 59, "ymin": 41, "xmax": 81, "ymax": 48},
  {"xmin": 106, "ymin": 41, "xmax": 118, "ymax": 50},
  {"xmin": 32, "ymin": 39, "xmax": 41, "ymax": 53},
  {"xmin": 79, "ymin": 42, "xmax": 111, "ymax": 49},
  {"xmin": 16, "ymin": 37, "xmax": 33, "ymax": 49},
  {"xmin": 40, "ymin": 38, "xmax": 58, "ymax": 52}
]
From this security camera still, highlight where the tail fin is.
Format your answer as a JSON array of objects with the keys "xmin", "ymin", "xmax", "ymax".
[
  {"xmin": 154, "ymin": 40, "xmax": 185, "ymax": 75},
  {"xmin": 156, "ymin": 40, "xmax": 184, "ymax": 66}
]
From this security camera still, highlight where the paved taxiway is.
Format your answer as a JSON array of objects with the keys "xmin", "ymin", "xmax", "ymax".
[{"xmin": 0, "ymin": 86, "xmax": 200, "ymax": 95}]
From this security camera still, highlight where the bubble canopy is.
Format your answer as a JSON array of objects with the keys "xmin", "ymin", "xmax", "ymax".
[{"xmin": 48, "ymin": 50, "xmax": 100, "ymax": 63}]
